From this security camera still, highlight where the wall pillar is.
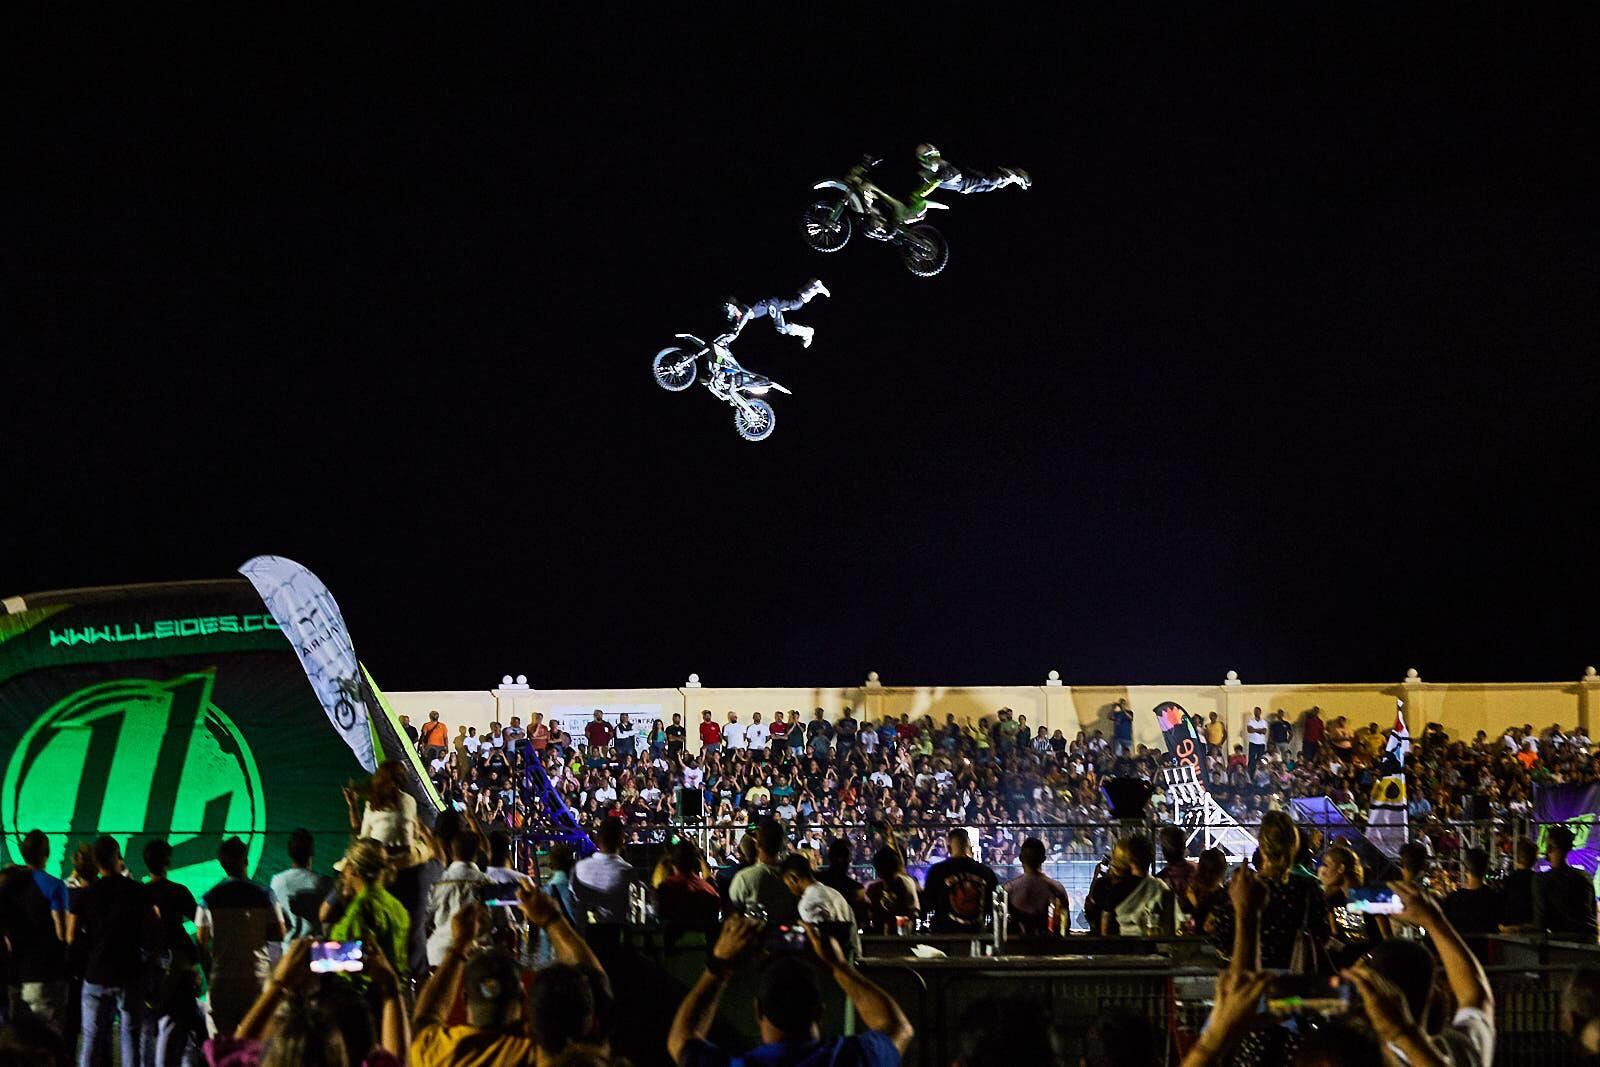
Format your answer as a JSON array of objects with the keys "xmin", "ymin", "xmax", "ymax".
[
  {"xmin": 1580, "ymin": 667, "xmax": 1599, "ymax": 735},
  {"xmin": 1218, "ymin": 670, "xmax": 1242, "ymax": 744},
  {"xmin": 861, "ymin": 671, "xmax": 885, "ymax": 725},
  {"xmin": 1401, "ymin": 668, "xmax": 1426, "ymax": 733}
]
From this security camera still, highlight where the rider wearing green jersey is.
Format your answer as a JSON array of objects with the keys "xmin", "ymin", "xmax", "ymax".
[
  {"xmin": 858, "ymin": 144, "xmax": 1030, "ymax": 235},
  {"xmin": 911, "ymin": 143, "xmax": 1031, "ymax": 200}
]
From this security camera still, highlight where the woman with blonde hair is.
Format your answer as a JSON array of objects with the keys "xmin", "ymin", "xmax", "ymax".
[
  {"xmin": 1318, "ymin": 841, "xmax": 1378, "ymax": 965},
  {"xmin": 1212, "ymin": 811, "xmax": 1330, "ymax": 970}
]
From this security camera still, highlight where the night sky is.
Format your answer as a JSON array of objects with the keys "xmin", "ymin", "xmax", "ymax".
[{"xmin": 9, "ymin": 10, "xmax": 1597, "ymax": 690}]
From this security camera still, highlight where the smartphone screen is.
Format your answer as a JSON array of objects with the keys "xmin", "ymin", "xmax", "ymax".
[
  {"xmin": 485, "ymin": 897, "xmax": 523, "ymax": 908},
  {"xmin": 1262, "ymin": 973, "xmax": 1351, "ymax": 1015},
  {"xmin": 768, "ymin": 924, "xmax": 808, "ymax": 951},
  {"xmin": 310, "ymin": 940, "xmax": 365, "ymax": 974},
  {"xmin": 1346, "ymin": 887, "xmax": 1403, "ymax": 915}
]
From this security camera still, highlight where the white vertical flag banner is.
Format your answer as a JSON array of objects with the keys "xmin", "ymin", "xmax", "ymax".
[
  {"xmin": 239, "ymin": 555, "xmax": 376, "ymax": 772},
  {"xmin": 1367, "ymin": 700, "xmax": 1410, "ymax": 858}
]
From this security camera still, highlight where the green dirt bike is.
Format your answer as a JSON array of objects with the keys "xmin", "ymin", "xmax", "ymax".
[{"xmin": 799, "ymin": 157, "xmax": 951, "ymax": 277}]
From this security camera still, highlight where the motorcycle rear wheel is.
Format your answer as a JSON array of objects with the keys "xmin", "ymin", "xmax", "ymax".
[
  {"xmin": 733, "ymin": 398, "xmax": 776, "ymax": 442},
  {"xmin": 653, "ymin": 346, "xmax": 698, "ymax": 391},
  {"xmin": 800, "ymin": 199, "xmax": 852, "ymax": 253},
  {"xmin": 900, "ymin": 224, "xmax": 949, "ymax": 277}
]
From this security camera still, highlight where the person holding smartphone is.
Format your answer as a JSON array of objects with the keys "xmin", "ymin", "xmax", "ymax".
[
  {"xmin": 667, "ymin": 914, "xmax": 912, "ymax": 1067},
  {"xmin": 1318, "ymin": 844, "xmax": 1379, "ymax": 967}
]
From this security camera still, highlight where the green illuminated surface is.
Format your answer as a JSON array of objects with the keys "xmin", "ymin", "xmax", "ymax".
[
  {"xmin": 1, "ymin": 672, "xmax": 266, "ymax": 899},
  {"xmin": 47, "ymin": 613, "xmax": 280, "ymax": 647}
]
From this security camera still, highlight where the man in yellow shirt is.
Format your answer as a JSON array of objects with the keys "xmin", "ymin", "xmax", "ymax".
[{"xmin": 1204, "ymin": 713, "xmax": 1227, "ymax": 756}]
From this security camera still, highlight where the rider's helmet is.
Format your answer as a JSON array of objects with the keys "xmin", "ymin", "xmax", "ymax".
[
  {"xmin": 722, "ymin": 297, "xmax": 746, "ymax": 321},
  {"xmin": 915, "ymin": 143, "xmax": 941, "ymax": 167}
]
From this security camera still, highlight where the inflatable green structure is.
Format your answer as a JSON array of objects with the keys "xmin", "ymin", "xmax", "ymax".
[{"xmin": 0, "ymin": 564, "xmax": 436, "ymax": 899}]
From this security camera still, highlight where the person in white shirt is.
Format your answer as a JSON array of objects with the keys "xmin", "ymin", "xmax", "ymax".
[
  {"xmin": 462, "ymin": 727, "xmax": 481, "ymax": 758},
  {"xmin": 572, "ymin": 818, "xmax": 633, "ymax": 922},
  {"xmin": 1245, "ymin": 707, "xmax": 1269, "ymax": 771},
  {"xmin": 746, "ymin": 713, "xmax": 770, "ymax": 753},
  {"xmin": 343, "ymin": 761, "xmax": 419, "ymax": 856},
  {"xmin": 779, "ymin": 853, "xmax": 860, "ymax": 958},
  {"xmin": 1104, "ymin": 834, "xmax": 1175, "ymax": 936},
  {"xmin": 723, "ymin": 713, "xmax": 747, "ymax": 751},
  {"xmin": 425, "ymin": 831, "xmax": 491, "ymax": 966},
  {"xmin": 681, "ymin": 759, "xmax": 705, "ymax": 790},
  {"xmin": 593, "ymin": 777, "xmax": 618, "ymax": 806}
]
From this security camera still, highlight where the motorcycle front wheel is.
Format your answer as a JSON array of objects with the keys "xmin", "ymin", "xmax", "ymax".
[
  {"xmin": 653, "ymin": 346, "xmax": 698, "ymax": 391},
  {"xmin": 900, "ymin": 224, "xmax": 950, "ymax": 277},
  {"xmin": 733, "ymin": 398, "xmax": 776, "ymax": 442},
  {"xmin": 799, "ymin": 199, "xmax": 852, "ymax": 253}
]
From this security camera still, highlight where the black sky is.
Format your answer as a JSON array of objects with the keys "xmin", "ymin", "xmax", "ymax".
[{"xmin": 8, "ymin": 9, "xmax": 1598, "ymax": 690}]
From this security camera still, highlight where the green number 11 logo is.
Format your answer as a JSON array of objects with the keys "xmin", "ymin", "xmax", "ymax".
[{"xmin": 2, "ymin": 673, "xmax": 266, "ymax": 898}]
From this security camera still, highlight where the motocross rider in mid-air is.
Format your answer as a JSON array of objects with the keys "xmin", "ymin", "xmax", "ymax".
[
  {"xmin": 709, "ymin": 278, "xmax": 830, "ymax": 387},
  {"xmin": 859, "ymin": 143, "xmax": 1031, "ymax": 235}
]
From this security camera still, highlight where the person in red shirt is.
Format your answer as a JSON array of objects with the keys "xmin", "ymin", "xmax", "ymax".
[
  {"xmin": 1302, "ymin": 707, "xmax": 1325, "ymax": 762},
  {"xmin": 585, "ymin": 710, "xmax": 615, "ymax": 753},
  {"xmin": 656, "ymin": 840, "xmax": 721, "ymax": 926},
  {"xmin": 698, "ymin": 710, "xmax": 723, "ymax": 754},
  {"xmin": 529, "ymin": 713, "xmax": 550, "ymax": 752},
  {"xmin": 768, "ymin": 714, "xmax": 790, "ymax": 759}
]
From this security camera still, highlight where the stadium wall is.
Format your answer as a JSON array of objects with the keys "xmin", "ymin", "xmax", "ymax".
[{"xmin": 384, "ymin": 672, "xmax": 1600, "ymax": 749}]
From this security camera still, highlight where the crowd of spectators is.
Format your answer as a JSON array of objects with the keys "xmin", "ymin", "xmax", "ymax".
[
  {"xmin": 3, "ymin": 792, "xmax": 1598, "ymax": 1065},
  {"xmin": 415, "ymin": 702, "xmax": 1597, "ymax": 879},
  {"xmin": 0, "ymin": 702, "xmax": 1593, "ymax": 1065}
]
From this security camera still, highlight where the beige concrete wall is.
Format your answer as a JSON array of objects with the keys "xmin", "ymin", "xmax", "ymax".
[
  {"xmin": 383, "ymin": 675, "xmax": 1599, "ymax": 742},
  {"xmin": 1421, "ymin": 683, "xmax": 1583, "ymax": 740}
]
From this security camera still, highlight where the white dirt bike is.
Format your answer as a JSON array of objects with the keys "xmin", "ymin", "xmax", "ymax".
[{"xmin": 652, "ymin": 333, "xmax": 791, "ymax": 442}]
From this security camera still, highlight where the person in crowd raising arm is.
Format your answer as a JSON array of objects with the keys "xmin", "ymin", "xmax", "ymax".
[{"xmin": 668, "ymin": 913, "xmax": 912, "ymax": 1066}]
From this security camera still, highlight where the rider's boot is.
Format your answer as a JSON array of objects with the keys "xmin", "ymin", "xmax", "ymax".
[
  {"xmin": 801, "ymin": 278, "xmax": 830, "ymax": 301},
  {"xmin": 863, "ymin": 206, "xmax": 889, "ymax": 239},
  {"xmin": 1001, "ymin": 167, "xmax": 1032, "ymax": 190},
  {"xmin": 791, "ymin": 324, "xmax": 815, "ymax": 349}
]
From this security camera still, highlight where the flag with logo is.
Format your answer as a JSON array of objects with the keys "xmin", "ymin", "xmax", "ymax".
[
  {"xmin": 1153, "ymin": 701, "xmax": 1208, "ymax": 784},
  {"xmin": 1367, "ymin": 701, "xmax": 1410, "ymax": 858},
  {"xmin": 240, "ymin": 555, "xmax": 376, "ymax": 772}
]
